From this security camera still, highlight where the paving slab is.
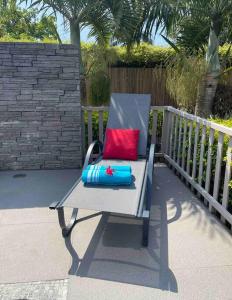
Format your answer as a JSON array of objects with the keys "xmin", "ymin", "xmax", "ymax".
[
  {"xmin": 1, "ymin": 165, "xmax": 232, "ymax": 299},
  {"xmin": 0, "ymin": 279, "xmax": 68, "ymax": 300},
  {"xmin": 0, "ymin": 169, "xmax": 80, "ymax": 284},
  {"xmin": 67, "ymin": 164, "xmax": 232, "ymax": 300}
]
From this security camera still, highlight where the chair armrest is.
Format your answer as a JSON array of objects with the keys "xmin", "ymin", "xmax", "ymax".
[
  {"xmin": 83, "ymin": 140, "xmax": 103, "ymax": 169},
  {"xmin": 49, "ymin": 140, "xmax": 103, "ymax": 210},
  {"xmin": 148, "ymin": 143, "xmax": 155, "ymax": 173},
  {"xmin": 49, "ymin": 201, "xmax": 60, "ymax": 210},
  {"xmin": 137, "ymin": 143, "xmax": 155, "ymax": 217},
  {"xmin": 146, "ymin": 143, "xmax": 155, "ymax": 210}
]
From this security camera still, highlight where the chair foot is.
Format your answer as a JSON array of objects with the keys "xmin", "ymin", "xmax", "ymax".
[
  {"xmin": 142, "ymin": 215, "xmax": 149, "ymax": 247},
  {"xmin": 57, "ymin": 207, "xmax": 79, "ymax": 238}
]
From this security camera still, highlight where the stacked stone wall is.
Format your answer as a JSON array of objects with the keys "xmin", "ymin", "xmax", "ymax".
[{"xmin": 0, "ymin": 42, "xmax": 81, "ymax": 170}]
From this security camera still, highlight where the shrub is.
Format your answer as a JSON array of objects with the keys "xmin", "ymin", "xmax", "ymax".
[
  {"xmin": 0, "ymin": 36, "xmax": 58, "ymax": 43},
  {"xmin": 81, "ymin": 42, "xmax": 232, "ymax": 68},
  {"xmin": 166, "ymin": 55, "xmax": 207, "ymax": 113},
  {"xmin": 88, "ymin": 72, "xmax": 111, "ymax": 106}
]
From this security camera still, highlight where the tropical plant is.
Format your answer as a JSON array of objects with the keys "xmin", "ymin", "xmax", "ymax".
[
  {"xmin": 144, "ymin": 0, "xmax": 232, "ymax": 117},
  {"xmin": 24, "ymin": 0, "xmax": 147, "ymax": 75},
  {"xmin": 82, "ymin": 42, "xmax": 118, "ymax": 105},
  {"xmin": 24, "ymin": 0, "xmax": 109, "ymax": 74},
  {"xmin": 166, "ymin": 55, "xmax": 207, "ymax": 113}
]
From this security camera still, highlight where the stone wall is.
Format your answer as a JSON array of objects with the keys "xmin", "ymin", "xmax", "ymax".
[{"xmin": 0, "ymin": 42, "xmax": 81, "ymax": 170}]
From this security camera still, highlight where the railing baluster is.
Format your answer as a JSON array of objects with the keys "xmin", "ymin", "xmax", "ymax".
[
  {"xmin": 211, "ymin": 132, "xmax": 224, "ymax": 212},
  {"xmin": 165, "ymin": 110, "xmax": 172, "ymax": 154},
  {"xmin": 168, "ymin": 113, "xmax": 174, "ymax": 158},
  {"xmin": 221, "ymin": 137, "xmax": 232, "ymax": 222},
  {"xmin": 151, "ymin": 110, "xmax": 158, "ymax": 146},
  {"xmin": 99, "ymin": 110, "xmax": 104, "ymax": 142},
  {"xmin": 87, "ymin": 110, "xmax": 93, "ymax": 146},
  {"xmin": 177, "ymin": 117, "xmax": 183, "ymax": 165},
  {"xmin": 186, "ymin": 121, "xmax": 193, "ymax": 176},
  {"xmin": 173, "ymin": 115, "xmax": 179, "ymax": 162},
  {"xmin": 198, "ymin": 125, "xmax": 206, "ymax": 187},
  {"xmin": 191, "ymin": 122, "xmax": 200, "ymax": 182},
  {"xmin": 161, "ymin": 109, "xmax": 170, "ymax": 154},
  {"xmin": 161, "ymin": 110, "xmax": 166, "ymax": 153},
  {"xmin": 181, "ymin": 119, "xmax": 187, "ymax": 171},
  {"xmin": 205, "ymin": 128, "xmax": 215, "ymax": 204}
]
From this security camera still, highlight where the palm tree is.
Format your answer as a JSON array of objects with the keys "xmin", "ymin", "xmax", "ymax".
[
  {"xmin": 25, "ymin": 0, "xmax": 113, "ymax": 74},
  {"xmin": 25, "ymin": 0, "xmax": 146, "ymax": 74},
  {"xmin": 144, "ymin": 0, "xmax": 232, "ymax": 117}
]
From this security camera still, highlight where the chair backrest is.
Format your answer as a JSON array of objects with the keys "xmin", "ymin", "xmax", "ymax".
[{"xmin": 106, "ymin": 93, "xmax": 151, "ymax": 156}]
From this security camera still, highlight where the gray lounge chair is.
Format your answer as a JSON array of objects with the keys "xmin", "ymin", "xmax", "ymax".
[{"xmin": 50, "ymin": 93, "xmax": 155, "ymax": 246}]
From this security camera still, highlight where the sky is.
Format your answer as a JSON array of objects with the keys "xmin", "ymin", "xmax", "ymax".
[
  {"xmin": 19, "ymin": 2, "xmax": 167, "ymax": 46},
  {"xmin": 57, "ymin": 14, "xmax": 168, "ymax": 46}
]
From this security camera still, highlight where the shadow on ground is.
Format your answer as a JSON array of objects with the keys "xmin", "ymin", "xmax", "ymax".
[{"xmin": 64, "ymin": 165, "xmax": 179, "ymax": 292}]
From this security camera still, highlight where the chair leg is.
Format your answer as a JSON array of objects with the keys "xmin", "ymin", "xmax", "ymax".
[
  {"xmin": 57, "ymin": 207, "xmax": 79, "ymax": 237},
  {"xmin": 142, "ymin": 216, "xmax": 149, "ymax": 247}
]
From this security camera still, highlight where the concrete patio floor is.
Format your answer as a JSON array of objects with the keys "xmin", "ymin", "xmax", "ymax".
[{"xmin": 0, "ymin": 164, "xmax": 232, "ymax": 299}]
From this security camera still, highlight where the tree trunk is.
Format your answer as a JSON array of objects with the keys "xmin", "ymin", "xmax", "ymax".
[
  {"xmin": 70, "ymin": 20, "xmax": 84, "ymax": 76},
  {"xmin": 70, "ymin": 20, "xmax": 86, "ymax": 104},
  {"xmin": 195, "ymin": 27, "xmax": 220, "ymax": 117},
  {"xmin": 195, "ymin": 72, "xmax": 218, "ymax": 117}
]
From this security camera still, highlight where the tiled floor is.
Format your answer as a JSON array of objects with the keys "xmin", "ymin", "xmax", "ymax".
[
  {"xmin": 0, "ymin": 165, "xmax": 232, "ymax": 300},
  {"xmin": 0, "ymin": 279, "xmax": 68, "ymax": 300}
]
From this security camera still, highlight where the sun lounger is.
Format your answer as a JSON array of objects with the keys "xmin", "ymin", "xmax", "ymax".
[{"xmin": 49, "ymin": 93, "xmax": 155, "ymax": 246}]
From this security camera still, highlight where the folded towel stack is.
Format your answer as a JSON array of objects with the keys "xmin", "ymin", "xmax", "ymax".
[{"xmin": 82, "ymin": 165, "xmax": 132, "ymax": 186}]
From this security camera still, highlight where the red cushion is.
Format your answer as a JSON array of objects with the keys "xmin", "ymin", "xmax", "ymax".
[{"xmin": 103, "ymin": 128, "xmax": 140, "ymax": 160}]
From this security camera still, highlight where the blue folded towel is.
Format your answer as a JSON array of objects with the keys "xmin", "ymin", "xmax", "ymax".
[
  {"xmin": 82, "ymin": 166, "xmax": 132, "ymax": 186},
  {"xmin": 85, "ymin": 165, "xmax": 131, "ymax": 173}
]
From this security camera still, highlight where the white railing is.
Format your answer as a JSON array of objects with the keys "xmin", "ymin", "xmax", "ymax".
[{"xmin": 82, "ymin": 106, "xmax": 232, "ymax": 228}]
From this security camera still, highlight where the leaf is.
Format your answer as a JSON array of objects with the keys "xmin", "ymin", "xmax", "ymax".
[{"xmin": 161, "ymin": 34, "xmax": 180, "ymax": 53}]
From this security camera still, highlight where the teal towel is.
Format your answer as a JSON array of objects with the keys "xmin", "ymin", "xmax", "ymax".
[
  {"xmin": 82, "ymin": 166, "xmax": 132, "ymax": 186},
  {"xmin": 85, "ymin": 164, "xmax": 131, "ymax": 173}
]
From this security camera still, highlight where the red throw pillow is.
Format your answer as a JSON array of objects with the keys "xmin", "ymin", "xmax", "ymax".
[{"xmin": 103, "ymin": 128, "xmax": 140, "ymax": 160}]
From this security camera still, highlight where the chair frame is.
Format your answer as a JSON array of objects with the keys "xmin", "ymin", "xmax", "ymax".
[{"xmin": 50, "ymin": 139, "xmax": 155, "ymax": 247}]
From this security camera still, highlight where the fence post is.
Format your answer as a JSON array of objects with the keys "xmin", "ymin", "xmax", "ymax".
[{"xmin": 161, "ymin": 108, "xmax": 170, "ymax": 155}]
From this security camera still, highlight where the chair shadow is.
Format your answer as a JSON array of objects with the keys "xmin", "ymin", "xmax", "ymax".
[{"xmin": 65, "ymin": 183, "xmax": 179, "ymax": 292}]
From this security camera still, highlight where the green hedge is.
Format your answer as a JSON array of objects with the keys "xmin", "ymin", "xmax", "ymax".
[
  {"xmin": 0, "ymin": 36, "xmax": 59, "ymax": 43},
  {"xmin": 81, "ymin": 42, "xmax": 232, "ymax": 67}
]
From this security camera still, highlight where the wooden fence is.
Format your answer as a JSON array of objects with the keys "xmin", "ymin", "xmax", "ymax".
[
  {"xmin": 82, "ymin": 66, "xmax": 232, "ymax": 107},
  {"xmin": 109, "ymin": 67, "xmax": 175, "ymax": 106}
]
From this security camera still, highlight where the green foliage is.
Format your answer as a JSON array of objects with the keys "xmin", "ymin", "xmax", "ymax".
[
  {"xmin": 82, "ymin": 42, "xmax": 118, "ymax": 76},
  {"xmin": 166, "ymin": 55, "xmax": 207, "ymax": 112},
  {"xmin": 0, "ymin": 3, "xmax": 60, "ymax": 42},
  {"xmin": 82, "ymin": 43, "xmax": 118, "ymax": 105},
  {"xmin": 210, "ymin": 118, "xmax": 232, "ymax": 128},
  {"xmin": 88, "ymin": 71, "xmax": 111, "ymax": 106},
  {"xmin": 81, "ymin": 42, "xmax": 232, "ymax": 68},
  {"xmin": 113, "ymin": 43, "xmax": 175, "ymax": 67},
  {"xmin": 83, "ymin": 111, "xmax": 108, "ymax": 147},
  {"xmin": 0, "ymin": 36, "xmax": 58, "ymax": 43}
]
